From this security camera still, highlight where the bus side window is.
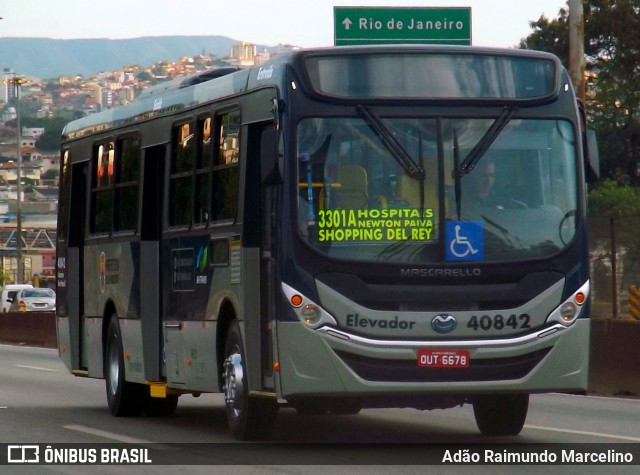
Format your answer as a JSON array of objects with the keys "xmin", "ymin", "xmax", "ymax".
[
  {"xmin": 195, "ymin": 116, "xmax": 212, "ymax": 224},
  {"xmin": 169, "ymin": 122, "xmax": 195, "ymax": 227},
  {"xmin": 90, "ymin": 141, "xmax": 114, "ymax": 234},
  {"xmin": 211, "ymin": 110, "xmax": 240, "ymax": 223},
  {"xmin": 114, "ymin": 135, "xmax": 140, "ymax": 232}
]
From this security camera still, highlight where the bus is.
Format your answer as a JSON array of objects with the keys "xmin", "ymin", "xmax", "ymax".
[{"xmin": 57, "ymin": 46, "xmax": 598, "ymax": 440}]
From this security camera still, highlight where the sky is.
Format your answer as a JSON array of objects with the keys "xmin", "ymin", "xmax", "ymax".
[{"xmin": 0, "ymin": 0, "xmax": 568, "ymax": 48}]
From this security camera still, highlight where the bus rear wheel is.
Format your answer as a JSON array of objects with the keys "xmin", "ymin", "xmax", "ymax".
[
  {"xmin": 104, "ymin": 315, "xmax": 145, "ymax": 416},
  {"xmin": 473, "ymin": 393, "xmax": 529, "ymax": 436},
  {"xmin": 223, "ymin": 320, "xmax": 277, "ymax": 440}
]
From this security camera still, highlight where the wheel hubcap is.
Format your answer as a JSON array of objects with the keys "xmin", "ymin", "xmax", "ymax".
[
  {"xmin": 107, "ymin": 338, "xmax": 120, "ymax": 396},
  {"xmin": 223, "ymin": 348, "xmax": 245, "ymax": 420}
]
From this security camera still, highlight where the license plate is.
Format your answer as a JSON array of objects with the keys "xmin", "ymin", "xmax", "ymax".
[{"xmin": 417, "ymin": 349, "xmax": 470, "ymax": 368}]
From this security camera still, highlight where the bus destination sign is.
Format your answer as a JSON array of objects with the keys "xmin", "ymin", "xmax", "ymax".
[{"xmin": 334, "ymin": 6, "xmax": 472, "ymax": 46}]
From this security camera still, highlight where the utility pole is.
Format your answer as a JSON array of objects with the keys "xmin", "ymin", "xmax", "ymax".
[
  {"xmin": 2, "ymin": 70, "xmax": 28, "ymax": 284},
  {"xmin": 15, "ymin": 75, "xmax": 23, "ymax": 284},
  {"xmin": 568, "ymin": 0, "xmax": 586, "ymax": 103}
]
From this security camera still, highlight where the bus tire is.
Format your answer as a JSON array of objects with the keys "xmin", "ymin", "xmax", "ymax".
[
  {"xmin": 223, "ymin": 320, "xmax": 278, "ymax": 440},
  {"xmin": 104, "ymin": 315, "xmax": 145, "ymax": 417},
  {"xmin": 473, "ymin": 393, "xmax": 529, "ymax": 436}
]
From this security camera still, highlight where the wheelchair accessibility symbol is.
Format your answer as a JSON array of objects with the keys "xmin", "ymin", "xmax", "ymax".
[{"xmin": 446, "ymin": 221, "xmax": 484, "ymax": 262}]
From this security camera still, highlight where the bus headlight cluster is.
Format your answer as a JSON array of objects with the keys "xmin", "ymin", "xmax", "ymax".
[
  {"xmin": 546, "ymin": 280, "xmax": 589, "ymax": 326},
  {"xmin": 281, "ymin": 282, "xmax": 337, "ymax": 329}
]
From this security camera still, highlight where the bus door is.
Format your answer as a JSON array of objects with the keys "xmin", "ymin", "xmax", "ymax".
[
  {"xmin": 67, "ymin": 161, "xmax": 88, "ymax": 370},
  {"xmin": 139, "ymin": 144, "xmax": 165, "ymax": 381},
  {"xmin": 245, "ymin": 122, "xmax": 279, "ymax": 392}
]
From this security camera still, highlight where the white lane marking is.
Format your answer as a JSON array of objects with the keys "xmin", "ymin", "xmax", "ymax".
[
  {"xmin": 14, "ymin": 364, "xmax": 60, "ymax": 372},
  {"xmin": 525, "ymin": 424, "xmax": 640, "ymax": 443},
  {"xmin": 64, "ymin": 425, "xmax": 155, "ymax": 444},
  {"xmin": 64, "ymin": 425, "xmax": 175, "ymax": 450},
  {"xmin": 549, "ymin": 393, "xmax": 640, "ymax": 404}
]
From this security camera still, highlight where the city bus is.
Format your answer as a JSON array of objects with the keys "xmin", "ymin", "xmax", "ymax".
[{"xmin": 57, "ymin": 45, "xmax": 598, "ymax": 440}]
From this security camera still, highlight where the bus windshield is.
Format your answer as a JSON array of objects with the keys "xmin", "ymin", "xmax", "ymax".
[{"xmin": 296, "ymin": 115, "xmax": 578, "ymax": 263}]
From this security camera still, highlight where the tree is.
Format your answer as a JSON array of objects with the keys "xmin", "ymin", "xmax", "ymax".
[
  {"xmin": 0, "ymin": 124, "xmax": 17, "ymax": 143},
  {"xmin": 35, "ymin": 129, "xmax": 63, "ymax": 152},
  {"xmin": 42, "ymin": 168, "xmax": 59, "ymax": 180},
  {"xmin": 589, "ymin": 179, "xmax": 640, "ymax": 217},
  {"xmin": 136, "ymin": 71, "xmax": 152, "ymax": 82},
  {"xmin": 0, "ymin": 268, "xmax": 10, "ymax": 286},
  {"xmin": 519, "ymin": 7, "xmax": 570, "ymax": 65},
  {"xmin": 586, "ymin": 0, "xmax": 640, "ymax": 184},
  {"xmin": 22, "ymin": 117, "xmax": 68, "ymax": 152},
  {"xmin": 519, "ymin": 0, "xmax": 640, "ymax": 185}
]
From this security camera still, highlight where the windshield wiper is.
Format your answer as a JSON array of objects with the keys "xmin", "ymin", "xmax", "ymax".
[
  {"xmin": 357, "ymin": 105, "xmax": 425, "ymax": 180},
  {"xmin": 457, "ymin": 106, "xmax": 516, "ymax": 176}
]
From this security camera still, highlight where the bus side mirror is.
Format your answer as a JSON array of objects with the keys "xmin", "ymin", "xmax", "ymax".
[
  {"xmin": 585, "ymin": 129, "xmax": 600, "ymax": 182},
  {"xmin": 260, "ymin": 128, "xmax": 282, "ymax": 186}
]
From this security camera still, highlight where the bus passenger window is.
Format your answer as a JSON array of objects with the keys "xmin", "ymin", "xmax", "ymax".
[
  {"xmin": 195, "ymin": 116, "xmax": 212, "ymax": 224},
  {"xmin": 211, "ymin": 111, "xmax": 240, "ymax": 223},
  {"xmin": 90, "ymin": 141, "xmax": 114, "ymax": 234},
  {"xmin": 169, "ymin": 122, "xmax": 195, "ymax": 227},
  {"xmin": 114, "ymin": 135, "xmax": 140, "ymax": 232}
]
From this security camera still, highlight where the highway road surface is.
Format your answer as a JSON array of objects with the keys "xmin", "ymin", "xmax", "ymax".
[{"xmin": 1, "ymin": 344, "xmax": 639, "ymax": 474}]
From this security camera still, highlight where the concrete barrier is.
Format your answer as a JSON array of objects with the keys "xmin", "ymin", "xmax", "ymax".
[
  {"xmin": 0, "ymin": 315, "xmax": 638, "ymax": 397},
  {"xmin": 0, "ymin": 312, "xmax": 57, "ymax": 348},
  {"xmin": 589, "ymin": 318, "xmax": 640, "ymax": 396}
]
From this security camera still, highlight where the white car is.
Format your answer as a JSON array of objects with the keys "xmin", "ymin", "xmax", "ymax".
[
  {"xmin": 0, "ymin": 284, "xmax": 34, "ymax": 312},
  {"xmin": 9, "ymin": 288, "xmax": 56, "ymax": 313}
]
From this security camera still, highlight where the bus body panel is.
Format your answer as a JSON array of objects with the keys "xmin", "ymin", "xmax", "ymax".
[
  {"xmin": 84, "ymin": 242, "xmax": 139, "ymax": 320},
  {"xmin": 140, "ymin": 240, "xmax": 161, "ymax": 381},
  {"xmin": 314, "ymin": 277, "xmax": 565, "ymax": 340},
  {"xmin": 57, "ymin": 316, "xmax": 72, "ymax": 371},
  {"xmin": 277, "ymin": 319, "xmax": 589, "ymax": 398},
  {"xmin": 83, "ymin": 315, "xmax": 104, "ymax": 378},
  {"xmin": 165, "ymin": 320, "xmax": 218, "ymax": 391},
  {"xmin": 119, "ymin": 318, "xmax": 145, "ymax": 384}
]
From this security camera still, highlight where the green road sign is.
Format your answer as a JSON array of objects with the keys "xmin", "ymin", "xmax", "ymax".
[{"xmin": 334, "ymin": 7, "xmax": 472, "ymax": 46}]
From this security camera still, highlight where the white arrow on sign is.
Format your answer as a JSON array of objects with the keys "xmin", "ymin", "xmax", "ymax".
[{"xmin": 342, "ymin": 17, "xmax": 353, "ymax": 30}]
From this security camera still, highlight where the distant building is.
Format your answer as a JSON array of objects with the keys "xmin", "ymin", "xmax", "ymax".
[
  {"xmin": 1, "ymin": 72, "xmax": 18, "ymax": 103},
  {"xmin": 230, "ymin": 42, "xmax": 257, "ymax": 66},
  {"xmin": 0, "ymin": 161, "xmax": 42, "ymax": 185},
  {"xmin": 22, "ymin": 127, "xmax": 45, "ymax": 139},
  {"xmin": 102, "ymin": 89, "xmax": 114, "ymax": 109}
]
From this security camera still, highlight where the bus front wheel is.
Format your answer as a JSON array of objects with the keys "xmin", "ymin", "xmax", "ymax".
[
  {"xmin": 223, "ymin": 320, "xmax": 278, "ymax": 440},
  {"xmin": 472, "ymin": 393, "xmax": 529, "ymax": 436},
  {"xmin": 104, "ymin": 315, "xmax": 145, "ymax": 416}
]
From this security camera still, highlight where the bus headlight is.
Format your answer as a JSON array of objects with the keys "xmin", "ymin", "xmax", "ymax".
[
  {"xmin": 546, "ymin": 280, "xmax": 589, "ymax": 327},
  {"xmin": 281, "ymin": 282, "xmax": 337, "ymax": 329},
  {"xmin": 301, "ymin": 304, "xmax": 321, "ymax": 325},
  {"xmin": 560, "ymin": 302, "xmax": 577, "ymax": 321}
]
